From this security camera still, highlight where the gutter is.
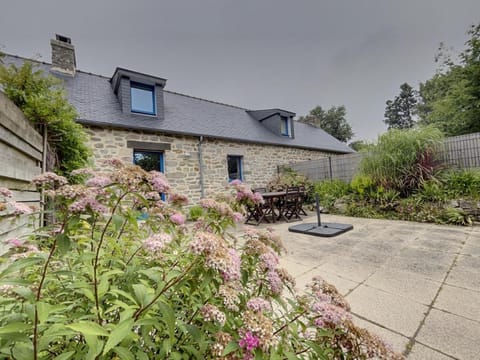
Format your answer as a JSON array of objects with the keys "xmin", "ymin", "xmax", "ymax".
[{"xmin": 198, "ymin": 136, "xmax": 205, "ymax": 198}]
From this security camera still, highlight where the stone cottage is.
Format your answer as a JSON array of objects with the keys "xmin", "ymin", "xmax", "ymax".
[{"xmin": 4, "ymin": 35, "xmax": 353, "ymax": 203}]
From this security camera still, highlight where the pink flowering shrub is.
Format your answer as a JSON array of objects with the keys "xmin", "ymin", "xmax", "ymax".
[{"xmin": 0, "ymin": 163, "xmax": 402, "ymax": 359}]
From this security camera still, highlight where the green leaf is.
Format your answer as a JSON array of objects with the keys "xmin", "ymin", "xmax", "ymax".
[
  {"xmin": 112, "ymin": 214, "xmax": 125, "ymax": 231},
  {"xmin": 0, "ymin": 322, "xmax": 31, "ymax": 334},
  {"xmin": 0, "ymin": 257, "xmax": 43, "ymax": 277},
  {"xmin": 284, "ymin": 351, "xmax": 300, "ymax": 360},
  {"xmin": 67, "ymin": 322, "xmax": 109, "ymax": 337},
  {"xmin": 53, "ymin": 351, "xmax": 75, "ymax": 360},
  {"xmin": 111, "ymin": 288, "xmax": 138, "ymax": 305},
  {"xmin": 98, "ymin": 274, "xmax": 110, "ymax": 299},
  {"xmin": 135, "ymin": 352, "xmax": 149, "ymax": 360},
  {"xmin": 113, "ymin": 346, "xmax": 135, "ymax": 360},
  {"xmin": 158, "ymin": 301, "xmax": 176, "ymax": 338},
  {"xmin": 57, "ymin": 233, "xmax": 71, "ymax": 254},
  {"xmin": 132, "ymin": 284, "xmax": 151, "ymax": 307},
  {"xmin": 36, "ymin": 302, "xmax": 53, "ymax": 324},
  {"xmin": 13, "ymin": 286, "xmax": 35, "ymax": 301},
  {"xmin": 84, "ymin": 334, "xmax": 104, "ymax": 360},
  {"xmin": 12, "ymin": 341, "xmax": 33, "ymax": 360},
  {"xmin": 138, "ymin": 268, "xmax": 163, "ymax": 283},
  {"xmin": 222, "ymin": 341, "xmax": 240, "ymax": 356},
  {"xmin": 102, "ymin": 318, "xmax": 134, "ymax": 355}
]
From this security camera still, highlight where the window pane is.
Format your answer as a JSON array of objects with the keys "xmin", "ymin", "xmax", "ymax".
[
  {"xmin": 134, "ymin": 151, "xmax": 162, "ymax": 172},
  {"xmin": 227, "ymin": 155, "xmax": 242, "ymax": 181},
  {"xmin": 131, "ymin": 83, "xmax": 155, "ymax": 114},
  {"xmin": 281, "ymin": 117, "xmax": 289, "ymax": 136}
]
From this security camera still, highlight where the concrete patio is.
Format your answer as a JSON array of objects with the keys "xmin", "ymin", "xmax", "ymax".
[{"xmin": 243, "ymin": 214, "xmax": 480, "ymax": 359}]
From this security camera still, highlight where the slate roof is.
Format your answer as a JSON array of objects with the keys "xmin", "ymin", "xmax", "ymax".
[{"xmin": 2, "ymin": 54, "xmax": 353, "ymax": 154}]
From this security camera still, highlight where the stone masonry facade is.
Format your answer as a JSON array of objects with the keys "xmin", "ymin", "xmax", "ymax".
[{"xmin": 85, "ymin": 126, "xmax": 329, "ymax": 204}]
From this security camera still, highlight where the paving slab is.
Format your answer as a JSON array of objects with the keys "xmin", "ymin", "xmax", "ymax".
[
  {"xmin": 445, "ymin": 255, "xmax": 480, "ymax": 291},
  {"xmin": 408, "ymin": 343, "xmax": 455, "ymax": 360},
  {"xmin": 314, "ymin": 255, "xmax": 379, "ymax": 283},
  {"xmin": 434, "ymin": 284, "xmax": 480, "ymax": 322},
  {"xmin": 416, "ymin": 308, "xmax": 480, "ymax": 360},
  {"xmin": 365, "ymin": 268, "xmax": 440, "ymax": 305},
  {"xmin": 352, "ymin": 315, "xmax": 409, "ymax": 355},
  {"xmin": 346, "ymin": 284, "xmax": 428, "ymax": 336}
]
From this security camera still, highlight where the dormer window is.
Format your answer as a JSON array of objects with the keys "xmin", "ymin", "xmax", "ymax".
[
  {"xmin": 281, "ymin": 116, "xmax": 290, "ymax": 136},
  {"xmin": 111, "ymin": 68, "xmax": 167, "ymax": 119},
  {"xmin": 131, "ymin": 82, "xmax": 156, "ymax": 115}
]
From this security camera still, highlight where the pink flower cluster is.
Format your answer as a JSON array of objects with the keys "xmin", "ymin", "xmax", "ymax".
[
  {"xmin": 311, "ymin": 301, "xmax": 351, "ymax": 328},
  {"xmin": 222, "ymin": 248, "xmax": 241, "ymax": 282},
  {"xmin": 168, "ymin": 193, "xmax": 189, "ymax": 206},
  {"xmin": 169, "ymin": 213, "xmax": 186, "ymax": 225},
  {"xmin": 69, "ymin": 196, "xmax": 108, "ymax": 214},
  {"xmin": 200, "ymin": 304, "xmax": 226, "ymax": 326},
  {"xmin": 32, "ymin": 172, "xmax": 68, "ymax": 188},
  {"xmin": 190, "ymin": 232, "xmax": 241, "ymax": 283},
  {"xmin": 70, "ymin": 168, "xmax": 95, "ymax": 177},
  {"xmin": 143, "ymin": 233, "xmax": 172, "ymax": 255},
  {"xmin": 149, "ymin": 171, "xmax": 170, "ymax": 193},
  {"xmin": 239, "ymin": 331, "xmax": 260, "ymax": 352},
  {"xmin": 0, "ymin": 187, "xmax": 13, "ymax": 198},
  {"xmin": 200, "ymin": 198, "xmax": 234, "ymax": 217},
  {"xmin": 259, "ymin": 250, "xmax": 279, "ymax": 271},
  {"xmin": 86, "ymin": 176, "xmax": 112, "ymax": 188},
  {"xmin": 10, "ymin": 202, "xmax": 34, "ymax": 215},
  {"xmin": 246, "ymin": 297, "xmax": 271, "ymax": 313},
  {"xmin": 266, "ymin": 270, "xmax": 283, "ymax": 295}
]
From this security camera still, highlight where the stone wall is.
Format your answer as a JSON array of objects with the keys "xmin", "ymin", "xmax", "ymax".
[{"xmin": 85, "ymin": 126, "xmax": 329, "ymax": 203}]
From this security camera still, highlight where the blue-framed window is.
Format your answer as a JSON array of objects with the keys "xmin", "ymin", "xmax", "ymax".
[
  {"xmin": 133, "ymin": 150, "xmax": 164, "ymax": 172},
  {"xmin": 281, "ymin": 116, "xmax": 290, "ymax": 136},
  {"xmin": 131, "ymin": 82, "xmax": 156, "ymax": 115},
  {"xmin": 227, "ymin": 155, "xmax": 243, "ymax": 182},
  {"xmin": 133, "ymin": 150, "xmax": 165, "ymax": 203}
]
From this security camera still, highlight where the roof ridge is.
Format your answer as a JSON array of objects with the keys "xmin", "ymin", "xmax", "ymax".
[
  {"xmin": 2, "ymin": 53, "xmax": 250, "ymax": 109},
  {"xmin": 164, "ymin": 89, "xmax": 248, "ymax": 110},
  {"xmin": 1, "ymin": 53, "xmax": 110, "ymax": 80}
]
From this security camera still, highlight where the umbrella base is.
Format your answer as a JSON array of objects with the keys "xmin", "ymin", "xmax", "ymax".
[{"xmin": 288, "ymin": 222, "xmax": 353, "ymax": 237}]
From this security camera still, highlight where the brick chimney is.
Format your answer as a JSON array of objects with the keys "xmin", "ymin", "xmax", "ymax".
[{"xmin": 50, "ymin": 34, "xmax": 76, "ymax": 76}]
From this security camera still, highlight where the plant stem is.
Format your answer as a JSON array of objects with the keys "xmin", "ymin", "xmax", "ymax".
[
  {"xmin": 33, "ymin": 221, "xmax": 66, "ymax": 360},
  {"xmin": 93, "ymin": 193, "xmax": 126, "ymax": 324},
  {"xmin": 133, "ymin": 260, "xmax": 197, "ymax": 321},
  {"xmin": 273, "ymin": 310, "xmax": 306, "ymax": 336}
]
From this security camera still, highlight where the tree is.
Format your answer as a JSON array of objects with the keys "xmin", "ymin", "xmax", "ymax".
[
  {"xmin": 298, "ymin": 105, "xmax": 353, "ymax": 142},
  {"xmin": 349, "ymin": 140, "xmax": 369, "ymax": 152},
  {"xmin": 417, "ymin": 23, "xmax": 480, "ymax": 136},
  {"xmin": 384, "ymin": 83, "xmax": 417, "ymax": 129}
]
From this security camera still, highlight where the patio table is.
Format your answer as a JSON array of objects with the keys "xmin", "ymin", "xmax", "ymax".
[{"xmin": 259, "ymin": 191, "xmax": 289, "ymax": 223}]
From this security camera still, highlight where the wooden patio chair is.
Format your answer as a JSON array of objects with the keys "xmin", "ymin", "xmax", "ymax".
[{"xmin": 281, "ymin": 186, "xmax": 302, "ymax": 221}]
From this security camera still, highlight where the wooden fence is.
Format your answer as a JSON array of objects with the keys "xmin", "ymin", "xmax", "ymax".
[
  {"xmin": 0, "ymin": 91, "xmax": 44, "ymax": 250},
  {"xmin": 289, "ymin": 132, "xmax": 480, "ymax": 183}
]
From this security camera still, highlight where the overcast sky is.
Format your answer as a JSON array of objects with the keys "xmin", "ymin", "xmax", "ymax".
[{"xmin": 1, "ymin": 0, "xmax": 479, "ymax": 141}]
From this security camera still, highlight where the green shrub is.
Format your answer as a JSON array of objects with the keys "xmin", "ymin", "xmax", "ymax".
[
  {"xmin": 415, "ymin": 180, "xmax": 448, "ymax": 203},
  {"xmin": 350, "ymin": 174, "xmax": 376, "ymax": 198},
  {"xmin": 0, "ymin": 60, "xmax": 91, "ymax": 175},
  {"xmin": 442, "ymin": 207, "xmax": 473, "ymax": 226},
  {"xmin": 188, "ymin": 204, "xmax": 204, "ymax": 221},
  {"xmin": 442, "ymin": 169, "xmax": 480, "ymax": 199},
  {"xmin": 313, "ymin": 179, "xmax": 350, "ymax": 209},
  {"xmin": 359, "ymin": 126, "xmax": 444, "ymax": 196}
]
